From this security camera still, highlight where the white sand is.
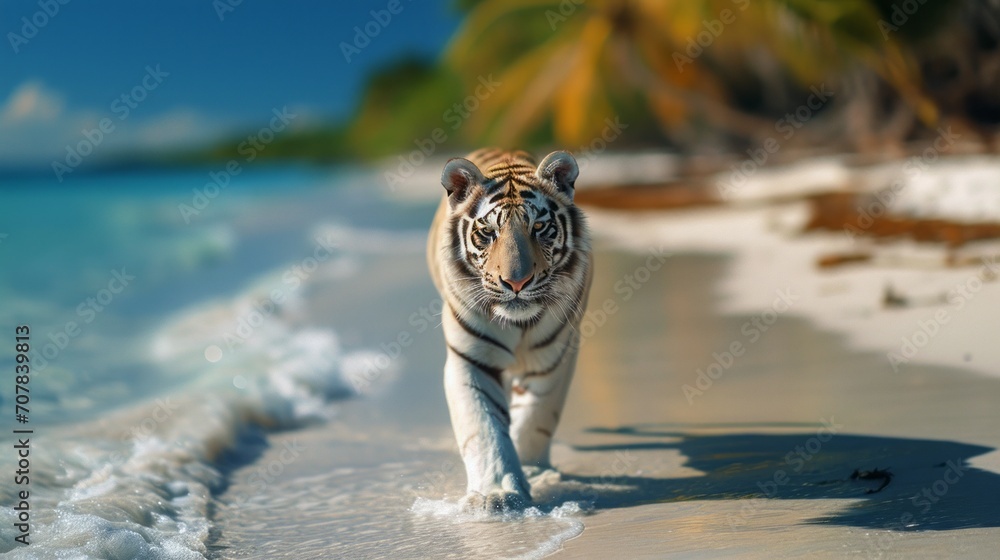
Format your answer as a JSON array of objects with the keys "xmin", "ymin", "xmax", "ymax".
[{"xmin": 589, "ymin": 154, "xmax": 1000, "ymax": 382}]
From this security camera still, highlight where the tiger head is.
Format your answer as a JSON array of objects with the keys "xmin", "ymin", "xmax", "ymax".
[{"xmin": 441, "ymin": 150, "xmax": 589, "ymax": 324}]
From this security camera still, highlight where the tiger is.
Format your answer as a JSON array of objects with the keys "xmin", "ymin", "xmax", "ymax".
[{"xmin": 426, "ymin": 148, "xmax": 592, "ymax": 512}]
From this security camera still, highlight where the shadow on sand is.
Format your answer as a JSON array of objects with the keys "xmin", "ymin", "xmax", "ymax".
[{"xmin": 550, "ymin": 423, "xmax": 1000, "ymax": 532}]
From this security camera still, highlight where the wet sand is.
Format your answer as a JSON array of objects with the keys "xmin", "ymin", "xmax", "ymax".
[
  {"xmin": 209, "ymin": 239, "xmax": 1000, "ymax": 558},
  {"xmin": 553, "ymin": 252, "xmax": 1000, "ymax": 558}
]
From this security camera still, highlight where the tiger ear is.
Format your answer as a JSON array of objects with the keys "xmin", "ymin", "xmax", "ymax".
[
  {"xmin": 441, "ymin": 158, "xmax": 485, "ymax": 208},
  {"xmin": 536, "ymin": 151, "xmax": 579, "ymax": 199}
]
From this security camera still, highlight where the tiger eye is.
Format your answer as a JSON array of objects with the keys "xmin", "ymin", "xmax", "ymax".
[{"xmin": 533, "ymin": 222, "xmax": 544, "ymax": 231}]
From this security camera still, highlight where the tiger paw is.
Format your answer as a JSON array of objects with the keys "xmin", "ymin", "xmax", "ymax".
[
  {"xmin": 460, "ymin": 490, "xmax": 530, "ymax": 514},
  {"xmin": 523, "ymin": 465, "xmax": 561, "ymax": 485}
]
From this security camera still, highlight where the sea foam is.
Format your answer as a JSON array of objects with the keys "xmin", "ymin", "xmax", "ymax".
[{"xmin": 0, "ymin": 285, "xmax": 370, "ymax": 558}]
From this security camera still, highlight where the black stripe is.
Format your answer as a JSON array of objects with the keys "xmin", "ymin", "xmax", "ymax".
[
  {"xmin": 531, "ymin": 323, "xmax": 566, "ymax": 350},
  {"xmin": 488, "ymin": 408, "xmax": 511, "ymax": 427},
  {"xmin": 467, "ymin": 382, "xmax": 510, "ymax": 425},
  {"xmin": 557, "ymin": 213, "xmax": 569, "ymax": 239},
  {"xmin": 455, "ymin": 189, "xmax": 483, "ymax": 213},
  {"xmin": 557, "ymin": 251, "xmax": 580, "ymax": 277},
  {"xmin": 470, "ymin": 150, "xmax": 503, "ymax": 168},
  {"xmin": 488, "ymin": 162, "xmax": 534, "ymax": 172},
  {"xmin": 499, "ymin": 196, "xmax": 521, "ymax": 209},
  {"xmin": 487, "ymin": 190, "xmax": 509, "ymax": 205},
  {"xmin": 508, "ymin": 175, "xmax": 537, "ymax": 188},
  {"xmin": 512, "ymin": 309, "xmax": 545, "ymax": 329},
  {"xmin": 448, "ymin": 343, "xmax": 504, "ymax": 387},
  {"xmin": 450, "ymin": 217, "xmax": 467, "ymax": 259},
  {"xmin": 524, "ymin": 339, "xmax": 572, "ymax": 378},
  {"xmin": 510, "ymin": 150, "xmax": 535, "ymax": 163},
  {"xmin": 484, "ymin": 176, "xmax": 509, "ymax": 194},
  {"xmin": 449, "ymin": 223, "xmax": 479, "ymax": 279},
  {"xmin": 452, "ymin": 308, "xmax": 513, "ymax": 355}
]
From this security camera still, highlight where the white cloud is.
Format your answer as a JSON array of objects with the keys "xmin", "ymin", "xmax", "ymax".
[
  {"xmin": 0, "ymin": 81, "xmax": 64, "ymax": 123},
  {"xmin": 0, "ymin": 81, "xmax": 226, "ymax": 167}
]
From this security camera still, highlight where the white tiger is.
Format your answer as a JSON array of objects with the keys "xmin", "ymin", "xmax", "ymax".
[{"xmin": 427, "ymin": 148, "xmax": 592, "ymax": 512}]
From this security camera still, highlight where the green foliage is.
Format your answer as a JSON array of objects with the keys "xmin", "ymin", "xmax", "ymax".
[
  {"xmin": 180, "ymin": 0, "xmax": 977, "ymax": 164},
  {"xmin": 346, "ymin": 57, "xmax": 465, "ymax": 158}
]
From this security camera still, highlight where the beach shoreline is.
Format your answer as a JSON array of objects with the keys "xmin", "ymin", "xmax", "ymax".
[
  {"xmin": 209, "ymin": 240, "xmax": 1000, "ymax": 559},
  {"xmin": 4, "ymin": 157, "xmax": 999, "ymax": 559},
  {"xmin": 204, "ymin": 156, "xmax": 1000, "ymax": 558}
]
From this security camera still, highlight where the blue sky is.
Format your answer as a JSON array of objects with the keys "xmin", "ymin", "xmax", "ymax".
[{"xmin": 0, "ymin": 0, "xmax": 461, "ymax": 166}]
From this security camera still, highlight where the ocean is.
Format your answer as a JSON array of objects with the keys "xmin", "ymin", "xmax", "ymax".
[
  {"xmin": 0, "ymin": 166, "xmax": 588, "ymax": 559},
  {"xmin": 6, "ymin": 161, "xmax": 1000, "ymax": 559}
]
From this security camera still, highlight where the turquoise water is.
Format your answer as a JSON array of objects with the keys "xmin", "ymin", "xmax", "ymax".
[
  {"xmin": 0, "ymin": 165, "xmax": 597, "ymax": 559},
  {"xmin": 7, "ymin": 166, "xmax": 1000, "ymax": 559},
  {"xmin": 0, "ymin": 167, "xmax": 373, "ymax": 426},
  {"xmin": 0, "ymin": 166, "xmax": 448, "ymax": 557}
]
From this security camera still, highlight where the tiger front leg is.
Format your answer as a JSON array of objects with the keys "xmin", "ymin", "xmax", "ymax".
[
  {"xmin": 444, "ymin": 350, "xmax": 532, "ymax": 512},
  {"xmin": 510, "ymin": 336, "xmax": 579, "ymax": 472}
]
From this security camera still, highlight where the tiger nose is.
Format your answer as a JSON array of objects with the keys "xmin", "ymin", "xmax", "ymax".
[{"xmin": 500, "ymin": 273, "xmax": 533, "ymax": 294}]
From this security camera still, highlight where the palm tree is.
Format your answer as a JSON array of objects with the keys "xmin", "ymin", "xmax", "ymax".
[{"xmin": 445, "ymin": 0, "xmax": 951, "ymax": 150}]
